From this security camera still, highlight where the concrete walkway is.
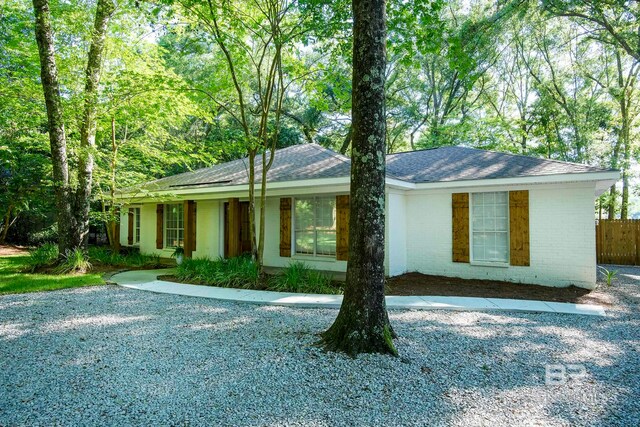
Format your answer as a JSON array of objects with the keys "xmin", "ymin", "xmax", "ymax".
[{"xmin": 109, "ymin": 269, "xmax": 606, "ymax": 317}]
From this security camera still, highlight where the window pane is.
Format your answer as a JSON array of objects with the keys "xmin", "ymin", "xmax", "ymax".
[
  {"xmin": 295, "ymin": 199, "xmax": 314, "ymax": 230},
  {"xmin": 317, "ymin": 198, "xmax": 336, "ymax": 229},
  {"xmin": 316, "ymin": 230, "xmax": 336, "ymax": 256},
  {"xmin": 295, "ymin": 231, "xmax": 315, "ymax": 254},
  {"xmin": 165, "ymin": 203, "xmax": 185, "ymax": 248},
  {"xmin": 471, "ymin": 192, "xmax": 509, "ymax": 263},
  {"xmin": 294, "ymin": 197, "xmax": 337, "ymax": 256}
]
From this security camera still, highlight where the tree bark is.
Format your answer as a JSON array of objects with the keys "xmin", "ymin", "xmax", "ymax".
[
  {"xmin": 320, "ymin": 0, "xmax": 397, "ymax": 356},
  {"xmin": 339, "ymin": 126, "xmax": 352, "ymax": 155},
  {"xmin": 0, "ymin": 205, "xmax": 14, "ymax": 244},
  {"xmin": 75, "ymin": 0, "xmax": 116, "ymax": 248},
  {"xmin": 32, "ymin": 0, "xmax": 74, "ymax": 254}
]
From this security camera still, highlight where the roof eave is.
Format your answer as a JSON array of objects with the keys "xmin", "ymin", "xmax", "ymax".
[
  {"xmin": 409, "ymin": 170, "xmax": 620, "ymax": 194},
  {"xmin": 115, "ymin": 176, "xmax": 353, "ymax": 200}
]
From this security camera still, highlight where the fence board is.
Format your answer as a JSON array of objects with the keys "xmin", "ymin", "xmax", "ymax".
[{"xmin": 596, "ymin": 219, "xmax": 640, "ymax": 265}]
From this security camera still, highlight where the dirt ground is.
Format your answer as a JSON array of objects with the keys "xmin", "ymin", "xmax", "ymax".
[
  {"xmin": 385, "ymin": 272, "xmax": 613, "ymax": 305},
  {"xmin": 160, "ymin": 270, "xmax": 612, "ymax": 305},
  {"xmin": 0, "ymin": 245, "xmax": 29, "ymax": 256}
]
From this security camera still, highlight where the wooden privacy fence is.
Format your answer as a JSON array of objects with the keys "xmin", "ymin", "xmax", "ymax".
[{"xmin": 596, "ymin": 219, "xmax": 640, "ymax": 265}]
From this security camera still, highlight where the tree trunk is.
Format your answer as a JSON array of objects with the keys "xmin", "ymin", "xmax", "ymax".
[
  {"xmin": 75, "ymin": 0, "xmax": 116, "ymax": 249},
  {"xmin": 107, "ymin": 115, "xmax": 120, "ymax": 252},
  {"xmin": 320, "ymin": 0, "xmax": 396, "ymax": 356},
  {"xmin": 339, "ymin": 126, "xmax": 352, "ymax": 155},
  {"xmin": 32, "ymin": 0, "xmax": 74, "ymax": 255},
  {"xmin": 0, "ymin": 205, "xmax": 14, "ymax": 244},
  {"xmin": 607, "ymin": 186, "xmax": 617, "ymax": 219}
]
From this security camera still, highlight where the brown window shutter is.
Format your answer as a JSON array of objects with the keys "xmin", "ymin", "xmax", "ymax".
[
  {"xmin": 183, "ymin": 200, "xmax": 196, "ymax": 258},
  {"xmin": 156, "ymin": 204, "xmax": 164, "ymax": 249},
  {"xmin": 113, "ymin": 207, "xmax": 121, "ymax": 251},
  {"xmin": 127, "ymin": 208, "xmax": 134, "ymax": 245},
  {"xmin": 509, "ymin": 190, "xmax": 530, "ymax": 266},
  {"xmin": 279, "ymin": 198, "xmax": 292, "ymax": 257},
  {"xmin": 336, "ymin": 195, "xmax": 350, "ymax": 261},
  {"xmin": 452, "ymin": 193, "xmax": 470, "ymax": 263}
]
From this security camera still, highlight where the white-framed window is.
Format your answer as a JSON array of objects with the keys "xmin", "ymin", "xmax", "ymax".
[
  {"xmin": 134, "ymin": 207, "xmax": 141, "ymax": 245},
  {"xmin": 471, "ymin": 192, "xmax": 509, "ymax": 263},
  {"xmin": 294, "ymin": 197, "xmax": 336, "ymax": 257},
  {"xmin": 165, "ymin": 203, "xmax": 184, "ymax": 248}
]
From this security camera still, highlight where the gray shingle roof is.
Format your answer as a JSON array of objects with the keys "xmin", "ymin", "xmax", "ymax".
[
  {"xmin": 138, "ymin": 143, "xmax": 612, "ymax": 192},
  {"xmin": 140, "ymin": 143, "xmax": 351, "ymax": 191},
  {"xmin": 386, "ymin": 146, "xmax": 608, "ymax": 183}
]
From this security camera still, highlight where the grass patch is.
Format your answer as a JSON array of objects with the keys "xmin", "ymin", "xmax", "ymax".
[
  {"xmin": 176, "ymin": 257, "xmax": 341, "ymax": 294},
  {"xmin": 0, "ymin": 255, "xmax": 104, "ymax": 295}
]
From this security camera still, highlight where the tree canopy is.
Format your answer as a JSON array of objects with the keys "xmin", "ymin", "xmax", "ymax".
[{"xmin": 2, "ymin": 0, "xmax": 638, "ymax": 246}]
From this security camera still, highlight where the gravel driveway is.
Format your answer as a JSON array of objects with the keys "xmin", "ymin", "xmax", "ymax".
[{"xmin": 1, "ymin": 266, "xmax": 638, "ymax": 426}]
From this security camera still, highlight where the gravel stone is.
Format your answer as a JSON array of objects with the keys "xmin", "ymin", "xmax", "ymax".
[{"xmin": 0, "ymin": 265, "xmax": 638, "ymax": 426}]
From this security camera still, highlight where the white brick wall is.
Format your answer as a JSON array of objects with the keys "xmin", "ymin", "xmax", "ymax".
[
  {"xmin": 386, "ymin": 191, "xmax": 407, "ymax": 276},
  {"xmin": 404, "ymin": 182, "xmax": 597, "ymax": 289},
  {"xmin": 123, "ymin": 181, "xmax": 598, "ymax": 289}
]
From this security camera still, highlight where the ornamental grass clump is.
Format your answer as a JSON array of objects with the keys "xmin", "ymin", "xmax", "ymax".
[
  {"xmin": 176, "ymin": 256, "xmax": 259, "ymax": 288},
  {"xmin": 55, "ymin": 249, "xmax": 92, "ymax": 274},
  {"xmin": 268, "ymin": 261, "xmax": 340, "ymax": 294}
]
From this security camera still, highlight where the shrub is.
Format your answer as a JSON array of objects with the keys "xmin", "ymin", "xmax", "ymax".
[
  {"xmin": 25, "ymin": 243, "xmax": 59, "ymax": 272},
  {"xmin": 88, "ymin": 246, "xmax": 122, "ymax": 265},
  {"xmin": 87, "ymin": 246, "xmax": 162, "ymax": 268},
  {"xmin": 28, "ymin": 224, "xmax": 59, "ymax": 246},
  {"xmin": 56, "ymin": 249, "xmax": 92, "ymax": 274},
  {"xmin": 176, "ymin": 256, "xmax": 259, "ymax": 288},
  {"xmin": 268, "ymin": 261, "xmax": 340, "ymax": 294}
]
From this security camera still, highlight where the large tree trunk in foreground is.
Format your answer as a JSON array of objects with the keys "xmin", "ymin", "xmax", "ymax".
[
  {"xmin": 33, "ymin": 0, "xmax": 115, "ymax": 254},
  {"xmin": 75, "ymin": 0, "xmax": 116, "ymax": 248},
  {"xmin": 33, "ymin": 0, "xmax": 75, "ymax": 254},
  {"xmin": 320, "ymin": 0, "xmax": 397, "ymax": 356}
]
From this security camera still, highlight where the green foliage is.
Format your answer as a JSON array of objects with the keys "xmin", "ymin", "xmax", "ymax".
[
  {"xmin": 176, "ymin": 256, "xmax": 259, "ymax": 289},
  {"xmin": 28, "ymin": 224, "xmax": 59, "ymax": 246},
  {"xmin": 176, "ymin": 258, "xmax": 340, "ymax": 294},
  {"xmin": 1, "ymin": 255, "xmax": 103, "ymax": 295},
  {"xmin": 171, "ymin": 246, "xmax": 185, "ymax": 258},
  {"xmin": 268, "ymin": 261, "xmax": 340, "ymax": 294},
  {"xmin": 55, "ymin": 249, "xmax": 92, "ymax": 274},
  {"xmin": 87, "ymin": 246, "xmax": 162, "ymax": 268},
  {"xmin": 598, "ymin": 266, "xmax": 618, "ymax": 287},
  {"xmin": 25, "ymin": 243, "xmax": 59, "ymax": 272}
]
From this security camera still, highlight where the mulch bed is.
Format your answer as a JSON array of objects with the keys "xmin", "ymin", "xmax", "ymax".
[
  {"xmin": 385, "ymin": 272, "xmax": 612, "ymax": 306},
  {"xmin": 158, "ymin": 270, "xmax": 611, "ymax": 306}
]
